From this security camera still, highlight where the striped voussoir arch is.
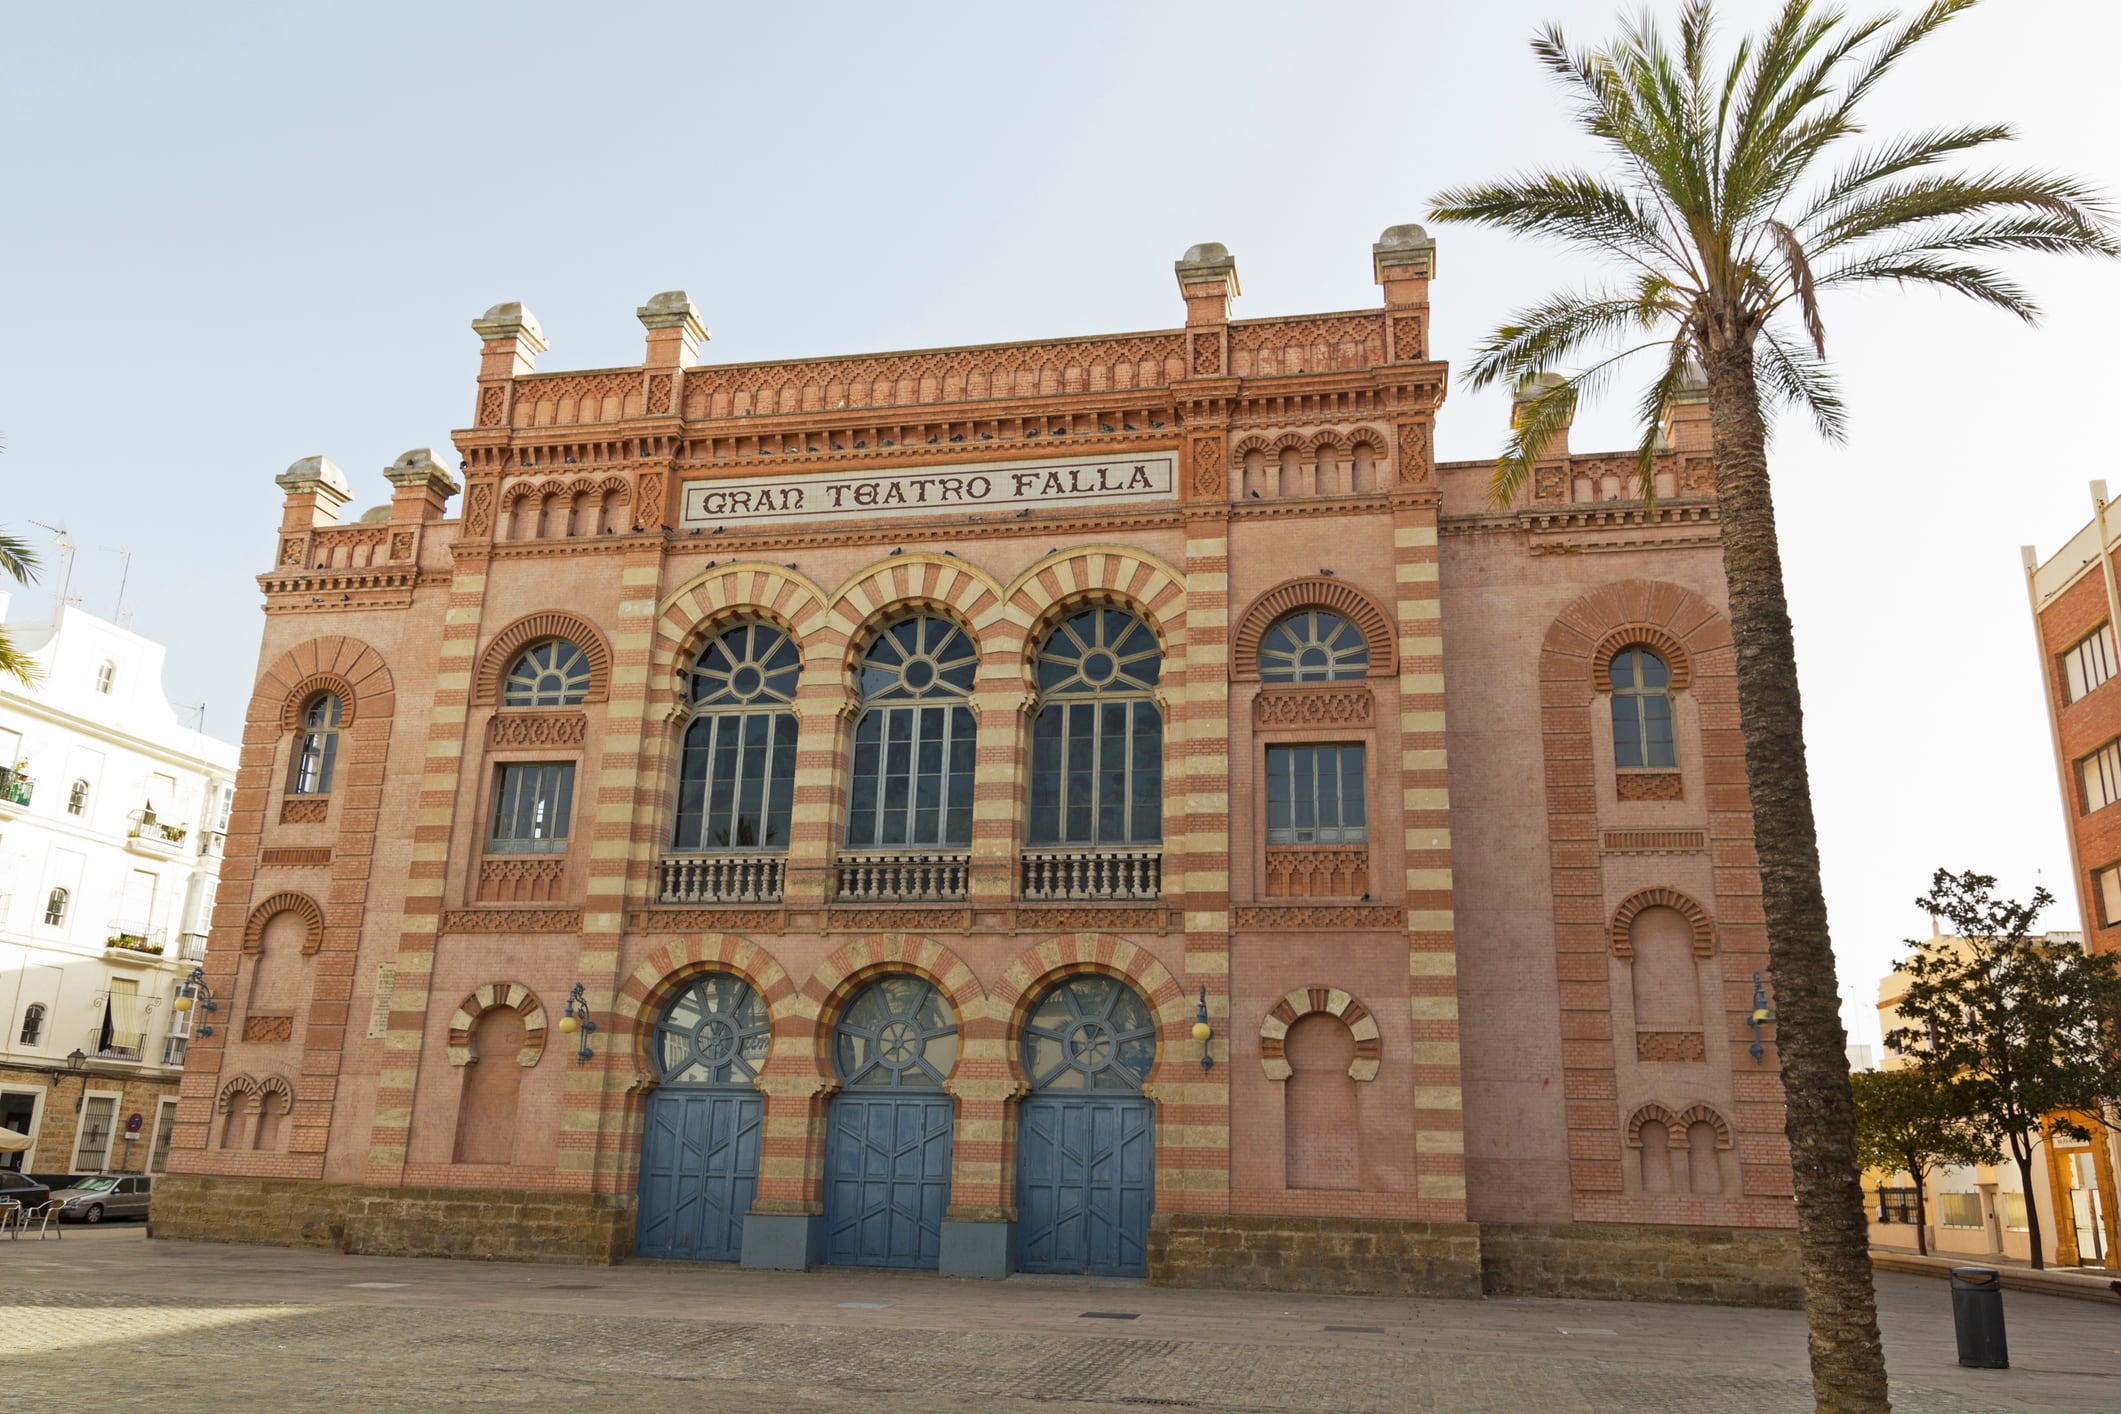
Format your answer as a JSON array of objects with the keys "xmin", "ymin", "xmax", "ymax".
[{"xmin": 995, "ymin": 546, "xmax": 1190, "ymax": 666}]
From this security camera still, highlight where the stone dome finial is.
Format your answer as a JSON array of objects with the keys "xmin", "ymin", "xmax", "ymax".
[
  {"xmin": 276, "ymin": 455, "xmax": 351, "ymax": 499},
  {"xmin": 1175, "ymin": 242, "xmax": 1241, "ymax": 300},
  {"xmin": 471, "ymin": 301, "xmax": 547, "ymax": 352},
  {"xmin": 1373, "ymin": 224, "xmax": 1437, "ymax": 282},
  {"xmin": 384, "ymin": 447, "xmax": 462, "ymax": 495},
  {"xmin": 1180, "ymin": 242, "xmax": 1230, "ymax": 266}
]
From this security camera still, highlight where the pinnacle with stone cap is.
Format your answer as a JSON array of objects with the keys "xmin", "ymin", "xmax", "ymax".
[
  {"xmin": 383, "ymin": 448, "xmax": 462, "ymax": 494},
  {"xmin": 1373, "ymin": 223, "xmax": 1437, "ymax": 280},
  {"xmin": 276, "ymin": 454, "xmax": 351, "ymax": 499},
  {"xmin": 471, "ymin": 301, "xmax": 547, "ymax": 352},
  {"xmin": 1174, "ymin": 242, "xmax": 1240, "ymax": 295}
]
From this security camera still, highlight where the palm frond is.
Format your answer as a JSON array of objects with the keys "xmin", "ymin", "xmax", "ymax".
[
  {"xmin": 0, "ymin": 631, "xmax": 42, "ymax": 687},
  {"xmin": 1799, "ymin": 125, "xmax": 2016, "ymax": 227},
  {"xmin": 1428, "ymin": 173, "xmax": 1690, "ymax": 272},
  {"xmin": 1834, "ymin": 0, "xmax": 1980, "ymax": 116},
  {"xmin": 1811, "ymin": 253, "xmax": 2037, "ymax": 318},
  {"xmin": 1811, "ymin": 170, "xmax": 2117, "ymax": 254},
  {"xmin": 1489, "ymin": 341, "xmax": 1672, "ymax": 504},
  {"xmin": 1460, "ymin": 290, "xmax": 1672, "ymax": 392},
  {"xmin": 1631, "ymin": 337, "xmax": 1704, "ymax": 501},
  {"xmin": 0, "ymin": 529, "xmax": 41, "ymax": 586},
  {"xmin": 1765, "ymin": 219, "xmax": 1825, "ymax": 354},
  {"xmin": 1754, "ymin": 329, "xmax": 1849, "ymax": 443}
]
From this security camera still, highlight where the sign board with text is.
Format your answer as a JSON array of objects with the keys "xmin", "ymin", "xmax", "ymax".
[{"xmin": 679, "ymin": 452, "xmax": 1177, "ymax": 529}]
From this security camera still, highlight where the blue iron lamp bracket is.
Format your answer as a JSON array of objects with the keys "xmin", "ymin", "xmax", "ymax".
[
  {"xmin": 559, "ymin": 982, "xmax": 597, "ymax": 1065},
  {"xmin": 1748, "ymin": 971, "xmax": 1776, "ymax": 1065},
  {"xmin": 1192, "ymin": 985, "xmax": 1214, "ymax": 1072}
]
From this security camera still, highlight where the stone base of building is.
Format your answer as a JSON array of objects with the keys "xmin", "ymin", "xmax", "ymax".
[
  {"xmin": 1146, "ymin": 1213, "xmax": 1485, "ymax": 1299},
  {"xmin": 1477, "ymin": 1221, "xmax": 1804, "ymax": 1308},
  {"xmin": 740, "ymin": 1212, "xmax": 823, "ymax": 1270},
  {"xmin": 149, "ymin": 1174, "xmax": 634, "ymax": 1264}
]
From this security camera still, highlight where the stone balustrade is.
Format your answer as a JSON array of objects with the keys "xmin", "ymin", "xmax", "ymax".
[
  {"xmin": 657, "ymin": 853, "xmax": 786, "ymax": 905},
  {"xmin": 833, "ymin": 850, "xmax": 969, "ymax": 902},
  {"xmin": 1019, "ymin": 847, "xmax": 1162, "ymax": 902}
]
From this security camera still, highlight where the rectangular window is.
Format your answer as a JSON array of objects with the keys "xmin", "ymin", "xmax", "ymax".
[
  {"xmin": 148, "ymin": 1099, "xmax": 179, "ymax": 1174},
  {"xmin": 1998, "ymin": 1191, "xmax": 2028, "ymax": 1231},
  {"xmin": 1265, "ymin": 744, "xmax": 1368, "ymax": 845},
  {"xmin": 844, "ymin": 705, "xmax": 975, "ymax": 849},
  {"xmin": 1939, "ymin": 1192, "xmax": 1984, "ymax": 1228},
  {"xmin": 2097, "ymin": 863, "xmax": 2121, "ymax": 928},
  {"xmin": 213, "ymin": 783, "xmax": 234, "ymax": 832},
  {"xmin": 488, "ymin": 763, "xmax": 574, "ymax": 854},
  {"xmin": 2064, "ymin": 624, "xmax": 2117, "ymax": 704},
  {"xmin": 74, "ymin": 1096, "xmax": 116, "ymax": 1172},
  {"xmin": 2082, "ymin": 740, "xmax": 2121, "ymax": 813}
]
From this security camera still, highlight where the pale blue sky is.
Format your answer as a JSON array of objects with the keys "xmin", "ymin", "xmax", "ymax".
[{"xmin": 4, "ymin": 1, "xmax": 2116, "ymax": 1042}]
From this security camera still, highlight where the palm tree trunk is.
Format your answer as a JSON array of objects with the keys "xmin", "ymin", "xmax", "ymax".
[{"xmin": 1703, "ymin": 345, "xmax": 1889, "ymax": 1413}]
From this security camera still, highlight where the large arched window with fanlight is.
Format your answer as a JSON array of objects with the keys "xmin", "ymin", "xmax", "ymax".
[
  {"xmin": 673, "ymin": 625, "xmax": 801, "ymax": 851},
  {"xmin": 1028, "ymin": 608, "xmax": 1163, "ymax": 846},
  {"xmin": 846, "ymin": 617, "xmax": 978, "ymax": 849},
  {"xmin": 503, "ymin": 640, "xmax": 592, "ymax": 707}
]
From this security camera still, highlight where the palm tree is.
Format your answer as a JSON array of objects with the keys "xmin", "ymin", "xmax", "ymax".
[
  {"xmin": 0, "ymin": 527, "xmax": 40, "ymax": 685},
  {"xmin": 1429, "ymin": 2, "xmax": 2115, "ymax": 1408}
]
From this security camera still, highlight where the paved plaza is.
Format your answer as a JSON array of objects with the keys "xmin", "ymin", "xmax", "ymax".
[{"xmin": 3, "ymin": 1230, "xmax": 2116, "ymax": 1411}]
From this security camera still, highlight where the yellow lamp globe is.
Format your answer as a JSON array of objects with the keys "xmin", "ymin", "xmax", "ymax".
[
  {"xmin": 1191, "ymin": 1020, "xmax": 1211, "ymax": 1043},
  {"xmin": 557, "ymin": 1014, "xmax": 579, "ymax": 1035},
  {"xmin": 173, "ymin": 994, "xmax": 194, "ymax": 1014}
]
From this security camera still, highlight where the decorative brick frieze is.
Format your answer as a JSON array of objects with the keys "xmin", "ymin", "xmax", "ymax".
[
  {"xmin": 486, "ymin": 712, "xmax": 587, "ymax": 749},
  {"xmin": 1263, "ymin": 845, "xmax": 1370, "ymax": 899},
  {"xmin": 1253, "ymin": 685, "xmax": 1373, "ymax": 728},
  {"xmin": 278, "ymin": 797, "xmax": 328, "ymax": 825},
  {"xmin": 1617, "ymin": 770, "xmax": 1684, "ymax": 801},
  {"xmin": 1636, "ymin": 1031, "xmax": 1708, "ymax": 1062},
  {"xmin": 1012, "ymin": 905, "xmax": 1169, "ymax": 933},
  {"xmin": 1233, "ymin": 903, "xmax": 1402, "ymax": 930},
  {"xmin": 629, "ymin": 907, "xmax": 784, "ymax": 934},
  {"xmin": 439, "ymin": 908, "xmax": 582, "ymax": 934},
  {"xmin": 1602, "ymin": 830, "xmax": 1707, "ymax": 853},
  {"xmin": 243, "ymin": 1015, "xmax": 294, "ymax": 1043}
]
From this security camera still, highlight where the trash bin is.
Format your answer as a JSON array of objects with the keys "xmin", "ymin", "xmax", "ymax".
[{"xmin": 1948, "ymin": 1266, "xmax": 2008, "ymax": 1369}]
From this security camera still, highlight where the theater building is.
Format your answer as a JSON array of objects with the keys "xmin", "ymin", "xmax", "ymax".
[{"xmin": 153, "ymin": 230, "xmax": 1800, "ymax": 1303}]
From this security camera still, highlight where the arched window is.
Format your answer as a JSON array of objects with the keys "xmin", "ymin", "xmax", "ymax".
[
  {"xmin": 674, "ymin": 625, "xmax": 801, "ymax": 851},
  {"xmin": 1029, "ymin": 609, "xmax": 1162, "ymax": 846},
  {"xmin": 67, "ymin": 779, "xmax": 90, "ymax": 817},
  {"xmin": 1610, "ymin": 648, "xmax": 1676, "ymax": 768},
  {"xmin": 43, "ymin": 887, "xmax": 69, "ymax": 927},
  {"xmin": 1021, "ymin": 973, "xmax": 1156, "ymax": 1091},
  {"xmin": 653, "ymin": 973, "xmax": 771, "ymax": 1085},
  {"xmin": 846, "ymin": 617, "xmax": 977, "ymax": 849},
  {"xmin": 289, "ymin": 693, "xmax": 342, "ymax": 794},
  {"xmin": 19, "ymin": 1003, "xmax": 46, "ymax": 1046},
  {"xmin": 1259, "ymin": 610, "xmax": 1369, "ymax": 683},
  {"xmin": 833, "ymin": 974, "xmax": 959, "ymax": 1088},
  {"xmin": 502, "ymin": 640, "xmax": 592, "ymax": 707},
  {"xmin": 95, "ymin": 659, "xmax": 115, "ymax": 694}
]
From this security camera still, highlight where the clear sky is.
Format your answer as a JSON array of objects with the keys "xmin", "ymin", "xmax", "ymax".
[{"xmin": 4, "ymin": 1, "xmax": 2115, "ymax": 1045}]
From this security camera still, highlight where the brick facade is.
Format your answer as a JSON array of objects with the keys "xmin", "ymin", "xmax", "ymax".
[{"xmin": 154, "ymin": 230, "xmax": 1797, "ymax": 1301}]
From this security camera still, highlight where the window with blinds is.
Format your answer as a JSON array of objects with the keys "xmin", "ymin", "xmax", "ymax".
[
  {"xmin": 2098, "ymin": 863, "xmax": 2121, "ymax": 928},
  {"xmin": 2082, "ymin": 740, "xmax": 2121, "ymax": 813},
  {"xmin": 2064, "ymin": 624, "xmax": 2117, "ymax": 704},
  {"xmin": 1939, "ymin": 1192, "xmax": 1984, "ymax": 1228}
]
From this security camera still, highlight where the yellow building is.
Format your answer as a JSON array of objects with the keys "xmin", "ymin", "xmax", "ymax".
[{"xmin": 1865, "ymin": 933, "xmax": 2120, "ymax": 1269}]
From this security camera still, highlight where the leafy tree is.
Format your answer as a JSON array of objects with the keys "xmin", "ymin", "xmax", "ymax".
[
  {"xmin": 1428, "ymin": 3, "xmax": 2116, "ymax": 1405},
  {"xmin": 0, "ymin": 527, "xmax": 40, "ymax": 686},
  {"xmin": 1885, "ymin": 869, "xmax": 2121, "ymax": 1271},
  {"xmin": 1849, "ymin": 1066, "xmax": 1993, "ymax": 1256}
]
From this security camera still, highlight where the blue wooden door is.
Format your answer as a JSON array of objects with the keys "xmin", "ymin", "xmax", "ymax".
[
  {"xmin": 823, "ymin": 1095, "xmax": 953, "ymax": 1268},
  {"xmin": 1017, "ymin": 1096, "xmax": 1154, "ymax": 1275},
  {"xmin": 635, "ymin": 1090, "xmax": 761, "ymax": 1261}
]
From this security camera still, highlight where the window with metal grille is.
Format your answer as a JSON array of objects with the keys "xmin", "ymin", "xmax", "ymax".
[
  {"xmin": 1028, "ymin": 608, "xmax": 1163, "ymax": 845},
  {"xmin": 2064, "ymin": 624, "xmax": 2117, "ymax": 704},
  {"xmin": 18, "ymin": 1003, "xmax": 44, "ymax": 1047},
  {"xmin": 1265, "ymin": 744, "xmax": 1367, "ymax": 845},
  {"xmin": 2082, "ymin": 739, "xmax": 2121, "ymax": 813},
  {"xmin": 43, "ymin": 887, "xmax": 68, "ymax": 927},
  {"xmin": 673, "ymin": 625, "xmax": 800, "ymax": 850},
  {"xmin": 845, "ymin": 617, "xmax": 977, "ymax": 849},
  {"xmin": 289, "ymin": 693, "xmax": 342, "ymax": 794},
  {"xmin": 1610, "ymin": 648, "xmax": 1677, "ymax": 768},
  {"xmin": 67, "ymin": 779, "xmax": 89, "ymax": 816},
  {"xmin": 502, "ymin": 640, "xmax": 592, "ymax": 707},
  {"xmin": 74, "ymin": 1096, "xmax": 115, "ymax": 1171},
  {"xmin": 94, "ymin": 660, "xmax": 115, "ymax": 694},
  {"xmin": 488, "ymin": 763, "xmax": 575, "ymax": 854},
  {"xmin": 1259, "ymin": 609, "xmax": 1369, "ymax": 683}
]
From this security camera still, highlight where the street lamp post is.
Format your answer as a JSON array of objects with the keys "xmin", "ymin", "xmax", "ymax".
[{"xmin": 65, "ymin": 1047, "xmax": 87, "ymax": 1112}]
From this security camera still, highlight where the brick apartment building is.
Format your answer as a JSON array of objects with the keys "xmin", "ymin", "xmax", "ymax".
[{"xmin": 152, "ymin": 229, "xmax": 1799, "ymax": 1303}]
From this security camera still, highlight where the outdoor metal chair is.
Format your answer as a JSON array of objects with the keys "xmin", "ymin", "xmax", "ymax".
[{"xmin": 11, "ymin": 1200, "xmax": 61, "ymax": 1239}]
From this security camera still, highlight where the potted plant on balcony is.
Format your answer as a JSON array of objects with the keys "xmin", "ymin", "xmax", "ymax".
[{"xmin": 105, "ymin": 932, "xmax": 163, "ymax": 956}]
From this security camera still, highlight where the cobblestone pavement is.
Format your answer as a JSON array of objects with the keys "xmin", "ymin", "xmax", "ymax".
[{"xmin": 4, "ymin": 1231, "xmax": 2116, "ymax": 1411}]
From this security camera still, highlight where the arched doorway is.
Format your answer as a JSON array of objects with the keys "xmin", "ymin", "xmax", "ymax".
[
  {"xmin": 823, "ymin": 974, "xmax": 958, "ymax": 1268},
  {"xmin": 1016, "ymin": 973, "xmax": 1156, "ymax": 1275},
  {"xmin": 634, "ymin": 973, "xmax": 769, "ymax": 1261}
]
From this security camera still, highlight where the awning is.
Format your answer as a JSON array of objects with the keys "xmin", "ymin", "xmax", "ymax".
[{"xmin": 0, "ymin": 1127, "xmax": 32, "ymax": 1153}]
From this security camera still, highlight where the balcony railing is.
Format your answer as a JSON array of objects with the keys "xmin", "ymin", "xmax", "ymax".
[
  {"xmin": 1020, "ymin": 848, "xmax": 1163, "ymax": 902},
  {"xmin": 658, "ymin": 853, "xmax": 785, "ymax": 905},
  {"xmin": 0, "ymin": 768, "xmax": 32, "ymax": 809},
  {"xmin": 197, "ymin": 829, "xmax": 226, "ymax": 857},
  {"xmin": 834, "ymin": 850, "xmax": 969, "ymax": 902},
  {"xmin": 86, "ymin": 1027, "xmax": 146, "ymax": 1062},
  {"xmin": 176, "ymin": 932, "xmax": 210, "ymax": 962},
  {"xmin": 104, "ymin": 924, "xmax": 169, "ymax": 959}
]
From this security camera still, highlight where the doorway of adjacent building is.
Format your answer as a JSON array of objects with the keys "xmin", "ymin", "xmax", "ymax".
[
  {"xmin": 822, "ymin": 975, "xmax": 958, "ymax": 1269},
  {"xmin": 634, "ymin": 974, "xmax": 768, "ymax": 1262},
  {"xmin": 1015, "ymin": 974, "xmax": 1156, "ymax": 1276},
  {"xmin": 0, "ymin": 1090, "xmax": 37, "ymax": 1171}
]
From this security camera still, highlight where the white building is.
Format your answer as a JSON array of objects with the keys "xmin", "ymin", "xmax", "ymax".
[{"xmin": 0, "ymin": 591, "xmax": 238, "ymax": 1178}]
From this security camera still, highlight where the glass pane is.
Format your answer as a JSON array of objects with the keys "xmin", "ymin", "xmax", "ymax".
[
  {"xmin": 1612, "ymin": 695, "xmax": 1643, "ymax": 769},
  {"xmin": 1131, "ymin": 702, "xmax": 1162, "ymax": 842},
  {"xmin": 1642, "ymin": 695, "xmax": 1676, "ymax": 768},
  {"xmin": 1029, "ymin": 708, "xmax": 1063, "ymax": 844},
  {"xmin": 1340, "ymin": 746, "xmax": 1367, "ymax": 827},
  {"xmin": 1635, "ymin": 650, "xmax": 1668, "ymax": 689},
  {"xmin": 1266, "ymin": 748, "xmax": 1291, "ymax": 832},
  {"xmin": 765, "ymin": 714, "xmax": 797, "ymax": 846}
]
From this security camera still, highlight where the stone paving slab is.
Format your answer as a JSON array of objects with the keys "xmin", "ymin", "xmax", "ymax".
[{"xmin": 2, "ymin": 1230, "xmax": 2115, "ymax": 1411}]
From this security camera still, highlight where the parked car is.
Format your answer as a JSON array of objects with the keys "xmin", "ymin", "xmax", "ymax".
[
  {"xmin": 0, "ymin": 1168, "xmax": 53, "ymax": 1216},
  {"xmin": 49, "ymin": 1174, "xmax": 153, "ymax": 1223}
]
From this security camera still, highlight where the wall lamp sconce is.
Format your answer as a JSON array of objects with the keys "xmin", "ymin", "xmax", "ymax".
[
  {"xmin": 172, "ymin": 966, "xmax": 217, "ymax": 1038},
  {"xmin": 1748, "ymin": 971, "xmax": 1776, "ymax": 1065},
  {"xmin": 1192, "ymin": 986, "xmax": 1214, "ymax": 1072},
  {"xmin": 557, "ymin": 983, "xmax": 597, "ymax": 1065}
]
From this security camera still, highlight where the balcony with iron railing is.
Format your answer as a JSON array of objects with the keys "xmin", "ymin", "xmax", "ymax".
[
  {"xmin": 197, "ymin": 829, "xmax": 226, "ymax": 858},
  {"xmin": 1019, "ymin": 847, "xmax": 1163, "ymax": 902},
  {"xmin": 104, "ymin": 923, "xmax": 169, "ymax": 962},
  {"xmin": 657, "ymin": 853, "xmax": 786, "ymax": 905},
  {"xmin": 86, "ymin": 1026, "xmax": 146, "ymax": 1063},
  {"xmin": 126, "ymin": 814, "xmax": 190, "ymax": 861},
  {"xmin": 834, "ymin": 850, "xmax": 970, "ymax": 902},
  {"xmin": 176, "ymin": 932, "xmax": 210, "ymax": 963},
  {"xmin": 0, "ymin": 766, "xmax": 33, "ymax": 814}
]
